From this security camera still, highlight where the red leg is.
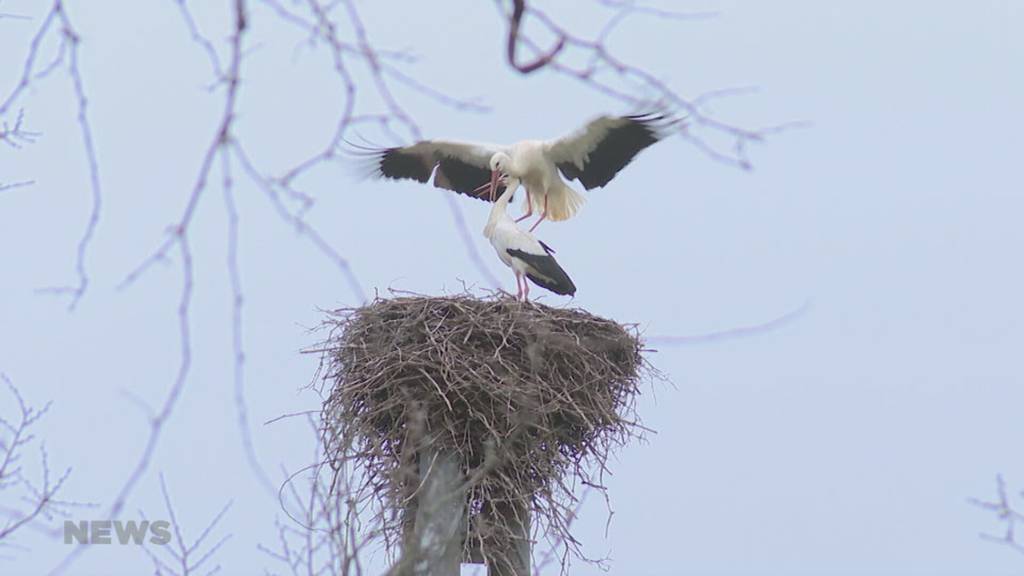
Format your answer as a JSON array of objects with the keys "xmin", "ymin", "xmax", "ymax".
[
  {"xmin": 522, "ymin": 275, "xmax": 530, "ymax": 301},
  {"xmin": 514, "ymin": 273, "xmax": 523, "ymax": 300},
  {"xmin": 514, "ymin": 196, "xmax": 533, "ymax": 223},
  {"xmin": 528, "ymin": 193, "xmax": 549, "ymax": 232}
]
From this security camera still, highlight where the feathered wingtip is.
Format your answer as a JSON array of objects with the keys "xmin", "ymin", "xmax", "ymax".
[
  {"xmin": 340, "ymin": 136, "xmax": 437, "ymax": 185},
  {"xmin": 338, "ymin": 136, "xmax": 395, "ymax": 182},
  {"xmin": 624, "ymin": 103, "xmax": 687, "ymax": 139}
]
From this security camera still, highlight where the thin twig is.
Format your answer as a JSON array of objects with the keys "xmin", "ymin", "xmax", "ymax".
[{"xmin": 646, "ymin": 299, "xmax": 811, "ymax": 346}]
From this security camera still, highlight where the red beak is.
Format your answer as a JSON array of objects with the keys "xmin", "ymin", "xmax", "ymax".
[{"xmin": 489, "ymin": 170, "xmax": 500, "ymax": 201}]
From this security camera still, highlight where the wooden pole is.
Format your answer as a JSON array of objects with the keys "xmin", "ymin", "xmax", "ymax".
[
  {"xmin": 407, "ymin": 448, "xmax": 464, "ymax": 576},
  {"xmin": 402, "ymin": 451, "xmax": 532, "ymax": 576}
]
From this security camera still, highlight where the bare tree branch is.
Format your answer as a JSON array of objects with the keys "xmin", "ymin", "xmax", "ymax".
[
  {"xmin": 50, "ymin": 3, "xmax": 247, "ymax": 570},
  {"xmin": 497, "ymin": 0, "xmax": 806, "ymax": 169},
  {"xmin": 2, "ymin": 2, "xmax": 103, "ymax": 310},
  {"xmin": 506, "ymin": 0, "xmax": 565, "ymax": 74},
  {"xmin": 254, "ymin": 0, "xmax": 498, "ymax": 288},
  {"xmin": 971, "ymin": 475, "xmax": 1024, "ymax": 556},
  {"xmin": 646, "ymin": 300, "xmax": 811, "ymax": 346},
  {"xmin": 0, "ymin": 376, "xmax": 77, "ymax": 553},
  {"xmin": 37, "ymin": 4, "xmax": 104, "ymax": 311},
  {"xmin": 221, "ymin": 147, "xmax": 278, "ymax": 499},
  {"xmin": 139, "ymin": 474, "xmax": 233, "ymax": 576},
  {"xmin": 259, "ymin": 419, "xmax": 367, "ymax": 576},
  {"xmin": 0, "ymin": 3, "xmax": 61, "ymax": 116},
  {"xmin": 0, "ymin": 8, "xmax": 31, "ymax": 21},
  {"xmin": 0, "ymin": 180, "xmax": 34, "ymax": 193},
  {"xmin": 0, "ymin": 109, "xmax": 39, "ymax": 148},
  {"xmin": 173, "ymin": 0, "xmax": 224, "ymax": 80}
]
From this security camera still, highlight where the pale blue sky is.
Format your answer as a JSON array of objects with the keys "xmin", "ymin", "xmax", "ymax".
[{"xmin": 2, "ymin": 1, "xmax": 1023, "ymax": 574}]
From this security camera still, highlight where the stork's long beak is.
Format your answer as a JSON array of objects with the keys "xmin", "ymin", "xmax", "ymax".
[{"xmin": 489, "ymin": 169, "xmax": 500, "ymax": 202}]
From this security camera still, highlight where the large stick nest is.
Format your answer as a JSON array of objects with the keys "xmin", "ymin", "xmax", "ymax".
[{"xmin": 315, "ymin": 293, "xmax": 648, "ymax": 567}]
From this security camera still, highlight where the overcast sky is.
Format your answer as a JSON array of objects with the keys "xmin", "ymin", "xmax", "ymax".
[{"xmin": 2, "ymin": 1, "xmax": 1024, "ymax": 575}]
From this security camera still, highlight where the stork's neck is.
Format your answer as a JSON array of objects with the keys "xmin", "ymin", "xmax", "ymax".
[
  {"xmin": 496, "ymin": 182, "xmax": 515, "ymax": 210},
  {"xmin": 483, "ymin": 180, "xmax": 517, "ymax": 238}
]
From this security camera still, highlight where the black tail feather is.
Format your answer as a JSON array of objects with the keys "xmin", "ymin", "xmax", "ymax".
[{"xmin": 507, "ymin": 249, "xmax": 576, "ymax": 296}]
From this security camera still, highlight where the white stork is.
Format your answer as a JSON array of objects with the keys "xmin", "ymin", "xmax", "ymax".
[
  {"xmin": 359, "ymin": 112, "xmax": 678, "ymax": 231},
  {"xmin": 483, "ymin": 176, "xmax": 576, "ymax": 301}
]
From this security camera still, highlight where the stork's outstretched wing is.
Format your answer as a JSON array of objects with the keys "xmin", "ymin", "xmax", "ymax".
[
  {"xmin": 545, "ymin": 113, "xmax": 678, "ymax": 190},
  {"xmin": 358, "ymin": 140, "xmax": 503, "ymax": 201}
]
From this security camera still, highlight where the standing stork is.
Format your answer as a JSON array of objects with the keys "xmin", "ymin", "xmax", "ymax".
[
  {"xmin": 483, "ymin": 175, "xmax": 576, "ymax": 301},
  {"xmin": 358, "ymin": 112, "xmax": 678, "ymax": 231}
]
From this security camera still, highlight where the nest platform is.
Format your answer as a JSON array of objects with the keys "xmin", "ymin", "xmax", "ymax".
[{"xmin": 315, "ymin": 293, "xmax": 648, "ymax": 572}]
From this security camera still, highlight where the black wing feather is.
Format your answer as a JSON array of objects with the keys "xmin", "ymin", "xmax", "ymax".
[
  {"xmin": 377, "ymin": 147, "xmax": 433, "ymax": 183},
  {"xmin": 507, "ymin": 248, "xmax": 576, "ymax": 296},
  {"xmin": 370, "ymin": 146, "xmax": 492, "ymax": 201},
  {"xmin": 556, "ymin": 113, "xmax": 671, "ymax": 190},
  {"xmin": 435, "ymin": 157, "xmax": 492, "ymax": 199}
]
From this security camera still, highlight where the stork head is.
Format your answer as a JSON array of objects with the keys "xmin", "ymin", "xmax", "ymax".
[{"xmin": 488, "ymin": 152, "xmax": 513, "ymax": 201}]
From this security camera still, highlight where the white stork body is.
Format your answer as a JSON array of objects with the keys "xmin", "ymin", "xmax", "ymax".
[
  {"xmin": 495, "ymin": 141, "xmax": 585, "ymax": 226},
  {"xmin": 359, "ymin": 112, "xmax": 677, "ymax": 230},
  {"xmin": 483, "ymin": 177, "xmax": 576, "ymax": 300}
]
